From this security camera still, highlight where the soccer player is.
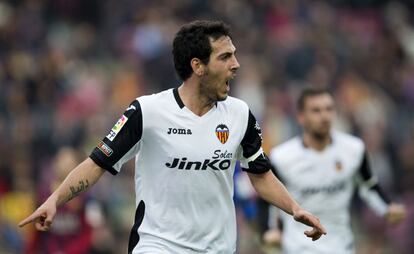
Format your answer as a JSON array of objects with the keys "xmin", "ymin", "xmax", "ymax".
[
  {"xmin": 19, "ymin": 20, "xmax": 326, "ymax": 253},
  {"xmin": 262, "ymin": 87, "xmax": 406, "ymax": 254}
]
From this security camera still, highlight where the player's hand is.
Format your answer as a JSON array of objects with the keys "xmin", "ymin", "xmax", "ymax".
[
  {"xmin": 18, "ymin": 201, "xmax": 57, "ymax": 231},
  {"xmin": 262, "ymin": 228, "xmax": 282, "ymax": 246},
  {"xmin": 386, "ymin": 203, "xmax": 406, "ymax": 225},
  {"xmin": 293, "ymin": 209, "xmax": 327, "ymax": 241}
]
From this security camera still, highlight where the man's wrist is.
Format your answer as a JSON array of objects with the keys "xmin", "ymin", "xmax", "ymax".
[
  {"xmin": 46, "ymin": 193, "xmax": 60, "ymax": 207},
  {"xmin": 291, "ymin": 204, "xmax": 302, "ymax": 216}
]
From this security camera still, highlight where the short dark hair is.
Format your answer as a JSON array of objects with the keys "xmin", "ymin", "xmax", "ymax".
[
  {"xmin": 297, "ymin": 87, "xmax": 332, "ymax": 111},
  {"xmin": 172, "ymin": 20, "xmax": 231, "ymax": 81}
]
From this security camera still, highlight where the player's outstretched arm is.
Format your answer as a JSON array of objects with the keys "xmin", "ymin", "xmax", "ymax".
[
  {"xmin": 248, "ymin": 171, "xmax": 327, "ymax": 241},
  {"xmin": 18, "ymin": 158, "xmax": 105, "ymax": 231},
  {"xmin": 356, "ymin": 152, "xmax": 406, "ymax": 225}
]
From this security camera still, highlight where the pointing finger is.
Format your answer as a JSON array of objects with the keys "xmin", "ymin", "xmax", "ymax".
[{"xmin": 18, "ymin": 212, "xmax": 42, "ymax": 228}]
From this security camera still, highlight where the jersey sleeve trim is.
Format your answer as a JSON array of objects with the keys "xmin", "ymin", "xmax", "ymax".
[
  {"xmin": 242, "ymin": 152, "xmax": 271, "ymax": 174},
  {"xmin": 90, "ymin": 152, "xmax": 118, "ymax": 175},
  {"xmin": 245, "ymin": 148, "xmax": 264, "ymax": 163}
]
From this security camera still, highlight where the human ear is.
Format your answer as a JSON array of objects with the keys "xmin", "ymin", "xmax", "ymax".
[{"xmin": 191, "ymin": 58, "xmax": 205, "ymax": 76}]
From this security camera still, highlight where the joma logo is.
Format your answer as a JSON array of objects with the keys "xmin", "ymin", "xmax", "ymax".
[{"xmin": 167, "ymin": 128, "xmax": 192, "ymax": 135}]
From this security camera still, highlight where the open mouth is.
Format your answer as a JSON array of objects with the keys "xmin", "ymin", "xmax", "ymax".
[{"xmin": 225, "ymin": 73, "xmax": 236, "ymax": 92}]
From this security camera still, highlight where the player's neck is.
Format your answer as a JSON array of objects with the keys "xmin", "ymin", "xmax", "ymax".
[
  {"xmin": 302, "ymin": 133, "xmax": 331, "ymax": 151},
  {"xmin": 178, "ymin": 82, "xmax": 215, "ymax": 116}
]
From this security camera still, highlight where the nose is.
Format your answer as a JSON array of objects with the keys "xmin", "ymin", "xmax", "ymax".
[
  {"xmin": 321, "ymin": 109, "xmax": 333, "ymax": 123},
  {"xmin": 231, "ymin": 56, "xmax": 240, "ymax": 71}
]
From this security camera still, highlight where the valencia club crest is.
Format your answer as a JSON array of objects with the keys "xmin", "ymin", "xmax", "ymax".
[
  {"xmin": 335, "ymin": 160, "xmax": 343, "ymax": 172},
  {"xmin": 215, "ymin": 124, "xmax": 229, "ymax": 144}
]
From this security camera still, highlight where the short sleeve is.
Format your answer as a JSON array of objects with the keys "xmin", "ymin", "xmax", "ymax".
[
  {"xmin": 89, "ymin": 100, "xmax": 143, "ymax": 175},
  {"xmin": 239, "ymin": 110, "xmax": 272, "ymax": 174},
  {"xmin": 357, "ymin": 150, "xmax": 390, "ymax": 204}
]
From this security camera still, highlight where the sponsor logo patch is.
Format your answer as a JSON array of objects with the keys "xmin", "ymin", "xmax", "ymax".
[
  {"xmin": 215, "ymin": 124, "xmax": 229, "ymax": 144},
  {"xmin": 106, "ymin": 115, "xmax": 128, "ymax": 141},
  {"xmin": 165, "ymin": 150, "xmax": 233, "ymax": 171},
  {"xmin": 98, "ymin": 141, "xmax": 113, "ymax": 157}
]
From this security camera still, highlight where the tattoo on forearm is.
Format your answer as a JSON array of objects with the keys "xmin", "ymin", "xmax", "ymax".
[{"xmin": 67, "ymin": 179, "xmax": 90, "ymax": 202}]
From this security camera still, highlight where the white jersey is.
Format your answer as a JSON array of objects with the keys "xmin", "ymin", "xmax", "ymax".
[
  {"xmin": 269, "ymin": 131, "xmax": 390, "ymax": 254},
  {"xmin": 90, "ymin": 88, "xmax": 271, "ymax": 253}
]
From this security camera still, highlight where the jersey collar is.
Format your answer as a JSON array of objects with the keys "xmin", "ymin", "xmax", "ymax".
[
  {"xmin": 301, "ymin": 133, "xmax": 334, "ymax": 150},
  {"xmin": 173, "ymin": 88, "xmax": 185, "ymax": 109},
  {"xmin": 172, "ymin": 87, "xmax": 218, "ymax": 109}
]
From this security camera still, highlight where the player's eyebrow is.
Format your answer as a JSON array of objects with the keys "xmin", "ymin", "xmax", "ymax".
[
  {"xmin": 217, "ymin": 50, "xmax": 236, "ymax": 59},
  {"xmin": 218, "ymin": 52, "xmax": 231, "ymax": 59}
]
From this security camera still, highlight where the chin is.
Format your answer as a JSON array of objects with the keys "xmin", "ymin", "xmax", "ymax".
[{"xmin": 216, "ymin": 93, "xmax": 228, "ymax": 101}]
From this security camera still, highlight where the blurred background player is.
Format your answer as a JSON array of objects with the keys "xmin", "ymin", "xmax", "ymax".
[{"xmin": 261, "ymin": 87, "xmax": 406, "ymax": 254}]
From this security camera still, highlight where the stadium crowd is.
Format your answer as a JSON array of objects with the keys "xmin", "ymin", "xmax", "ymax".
[{"xmin": 0, "ymin": 0, "xmax": 413, "ymax": 253}]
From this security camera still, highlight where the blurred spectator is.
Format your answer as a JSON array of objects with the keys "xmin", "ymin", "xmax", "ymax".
[{"xmin": 26, "ymin": 147, "xmax": 114, "ymax": 254}]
